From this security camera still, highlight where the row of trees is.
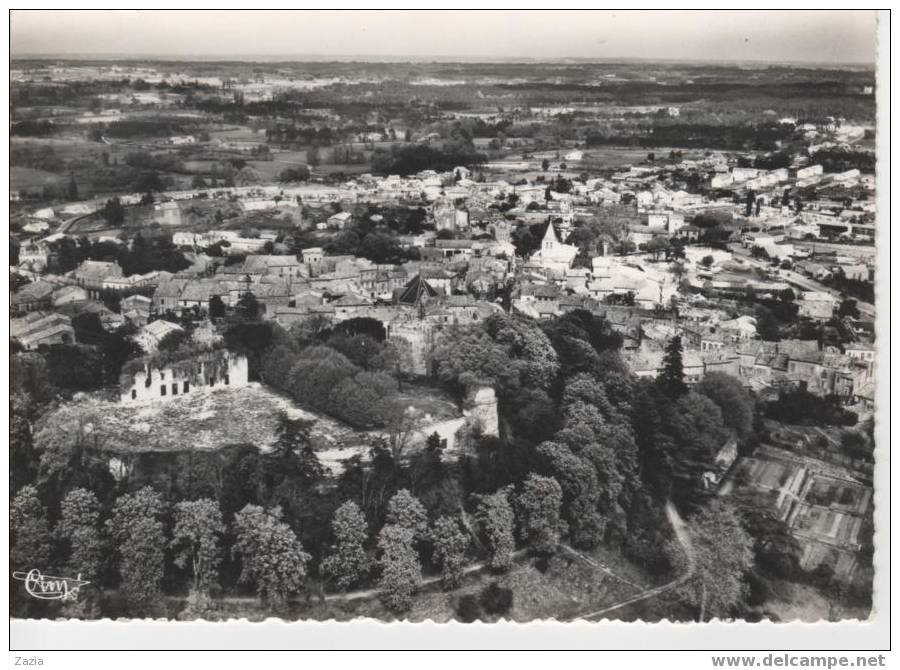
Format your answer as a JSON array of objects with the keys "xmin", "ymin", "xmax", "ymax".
[
  {"xmin": 11, "ymin": 472, "xmax": 565, "ymax": 618},
  {"xmin": 585, "ymin": 121, "xmax": 799, "ymax": 152},
  {"xmin": 11, "ymin": 484, "xmax": 309, "ymax": 617},
  {"xmin": 52, "ymin": 232, "xmax": 191, "ymax": 276},
  {"xmin": 370, "ymin": 144, "xmax": 487, "ymax": 176}
]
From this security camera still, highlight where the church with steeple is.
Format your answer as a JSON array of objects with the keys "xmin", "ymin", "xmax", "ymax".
[{"xmin": 527, "ymin": 221, "xmax": 578, "ymax": 276}]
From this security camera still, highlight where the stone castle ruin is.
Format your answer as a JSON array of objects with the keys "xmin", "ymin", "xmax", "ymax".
[
  {"xmin": 462, "ymin": 386, "xmax": 500, "ymax": 437},
  {"xmin": 119, "ymin": 348, "xmax": 249, "ymax": 403}
]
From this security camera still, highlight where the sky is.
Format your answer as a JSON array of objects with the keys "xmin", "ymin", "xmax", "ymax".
[{"xmin": 10, "ymin": 10, "xmax": 879, "ymax": 64}]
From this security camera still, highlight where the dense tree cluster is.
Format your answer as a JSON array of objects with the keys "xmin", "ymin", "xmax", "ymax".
[
  {"xmin": 371, "ymin": 144, "xmax": 487, "ymax": 176},
  {"xmin": 810, "ymin": 148, "xmax": 875, "ymax": 175},
  {"xmin": 319, "ymin": 218, "xmax": 423, "ymax": 265},
  {"xmin": 11, "ymin": 119, "xmax": 55, "ymax": 137},
  {"xmin": 102, "ymin": 117, "xmax": 196, "ymax": 139},
  {"xmin": 258, "ymin": 318, "xmax": 416, "ymax": 430},
  {"xmin": 278, "ymin": 166, "xmax": 311, "ymax": 182},
  {"xmin": 51, "ymin": 233, "xmax": 190, "ymax": 276},
  {"xmin": 765, "ymin": 389, "xmax": 858, "ymax": 427},
  {"xmin": 586, "ymin": 121, "xmax": 798, "ymax": 152},
  {"xmin": 432, "ymin": 312, "xmax": 750, "ymax": 553}
]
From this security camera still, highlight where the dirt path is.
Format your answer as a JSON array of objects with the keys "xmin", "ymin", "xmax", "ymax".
[
  {"xmin": 573, "ymin": 501, "xmax": 694, "ymax": 620},
  {"xmin": 321, "ymin": 547, "xmax": 531, "ymax": 603},
  {"xmin": 119, "ymin": 504, "xmax": 693, "ymax": 618},
  {"xmin": 151, "ymin": 547, "xmax": 533, "ymax": 608},
  {"xmin": 559, "ymin": 545, "xmax": 644, "ymax": 591}
]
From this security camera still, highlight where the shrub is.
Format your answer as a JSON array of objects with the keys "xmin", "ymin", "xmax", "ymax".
[
  {"xmin": 479, "ymin": 581, "xmax": 513, "ymax": 616},
  {"xmin": 455, "ymin": 594, "xmax": 482, "ymax": 623}
]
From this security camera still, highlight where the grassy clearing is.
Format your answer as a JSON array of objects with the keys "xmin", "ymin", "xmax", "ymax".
[{"xmin": 10, "ymin": 166, "xmax": 62, "ymax": 191}]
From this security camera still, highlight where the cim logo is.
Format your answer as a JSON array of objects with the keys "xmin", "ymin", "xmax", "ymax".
[{"xmin": 12, "ymin": 569, "xmax": 90, "ymax": 601}]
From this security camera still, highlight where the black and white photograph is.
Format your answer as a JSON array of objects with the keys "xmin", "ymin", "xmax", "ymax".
[{"xmin": 7, "ymin": 7, "xmax": 890, "ymax": 656}]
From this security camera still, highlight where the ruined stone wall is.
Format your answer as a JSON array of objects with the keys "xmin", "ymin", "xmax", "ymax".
[
  {"xmin": 463, "ymin": 386, "xmax": 499, "ymax": 437},
  {"xmin": 120, "ymin": 352, "xmax": 249, "ymax": 404}
]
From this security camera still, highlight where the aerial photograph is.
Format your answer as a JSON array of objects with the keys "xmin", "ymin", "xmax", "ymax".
[{"xmin": 9, "ymin": 9, "xmax": 881, "ymax": 633}]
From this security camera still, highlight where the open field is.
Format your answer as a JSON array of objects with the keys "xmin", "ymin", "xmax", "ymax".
[
  {"xmin": 10, "ymin": 166, "xmax": 62, "ymax": 191},
  {"xmin": 310, "ymin": 162, "xmax": 372, "ymax": 177},
  {"xmin": 11, "ymin": 135, "xmax": 124, "ymax": 161},
  {"xmin": 208, "ymin": 127, "xmax": 267, "ymax": 143}
]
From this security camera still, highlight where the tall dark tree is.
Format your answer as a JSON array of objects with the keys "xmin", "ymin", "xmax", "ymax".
[
  {"xmin": 837, "ymin": 299, "xmax": 860, "ymax": 319},
  {"xmin": 332, "ymin": 317, "xmax": 387, "ymax": 342},
  {"xmin": 171, "ymin": 499, "xmax": 225, "ymax": 595},
  {"xmin": 515, "ymin": 474, "xmax": 564, "ymax": 554},
  {"xmin": 431, "ymin": 515, "xmax": 469, "ymax": 590},
  {"xmin": 209, "ymin": 295, "xmax": 226, "ymax": 320},
  {"xmin": 106, "ymin": 487, "xmax": 167, "ymax": 612},
  {"xmin": 10, "ymin": 394, "xmax": 39, "ymax": 495},
  {"xmin": 67, "ymin": 174, "xmax": 79, "ymax": 201},
  {"xmin": 58, "ymin": 488, "xmax": 105, "ymax": 582},
  {"xmin": 321, "ymin": 501, "xmax": 371, "ymax": 591},
  {"xmin": 662, "ymin": 393, "xmax": 731, "ymax": 512},
  {"xmin": 102, "ymin": 196, "xmax": 125, "ymax": 226},
  {"xmin": 235, "ymin": 291, "xmax": 261, "ymax": 321},
  {"xmin": 377, "ymin": 524, "xmax": 421, "ymax": 612},
  {"xmin": 472, "ymin": 487, "xmax": 516, "ymax": 571},
  {"xmin": 658, "ymin": 335, "xmax": 687, "ymax": 398},
  {"xmin": 232, "ymin": 504, "xmax": 311, "ymax": 609},
  {"xmin": 745, "ymin": 190, "xmax": 755, "ymax": 217},
  {"xmin": 11, "ymin": 485, "xmax": 51, "ymax": 571}
]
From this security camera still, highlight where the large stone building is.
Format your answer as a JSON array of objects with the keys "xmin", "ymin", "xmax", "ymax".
[{"xmin": 120, "ymin": 349, "xmax": 249, "ymax": 403}]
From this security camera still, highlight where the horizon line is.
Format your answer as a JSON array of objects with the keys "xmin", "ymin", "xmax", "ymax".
[{"xmin": 9, "ymin": 52, "xmax": 876, "ymax": 68}]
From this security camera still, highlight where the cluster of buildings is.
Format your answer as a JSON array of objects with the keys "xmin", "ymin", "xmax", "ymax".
[
  {"xmin": 10, "ymin": 151, "xmax": 876, "ymax": 416},
  {"xmin": 616, "ymin": 318, "xmax": 875, "ymax": 410}
]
